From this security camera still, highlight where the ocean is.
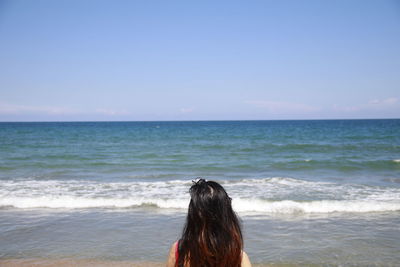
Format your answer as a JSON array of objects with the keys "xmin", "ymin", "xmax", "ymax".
[{"xmin": 0, "ymin": 120, "xmax": 399, "ymax": 266}]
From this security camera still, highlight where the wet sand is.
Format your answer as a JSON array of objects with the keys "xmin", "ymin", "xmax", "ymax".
[
  {"xmin": 0, "ymin": 259, "xmax": 282, "ymax": 267},
  {"xmin": 0, "ymin": 259, "xmax": 164, "ymax": 267}
]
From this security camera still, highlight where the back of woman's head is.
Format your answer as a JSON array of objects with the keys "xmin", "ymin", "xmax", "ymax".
[{"xmin": 177, "ymin": 179, "xmax": 243, "ymax": 267}]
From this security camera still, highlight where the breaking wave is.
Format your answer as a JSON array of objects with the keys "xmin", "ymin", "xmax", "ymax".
[{"xmin": 1, "ymin": 177, "xmax": 400, "ymax": 214}]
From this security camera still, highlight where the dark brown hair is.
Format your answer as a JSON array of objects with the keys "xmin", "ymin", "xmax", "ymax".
[{"xmin": 177, "ymin": 179, "xmax": 243, "ymax": 267}]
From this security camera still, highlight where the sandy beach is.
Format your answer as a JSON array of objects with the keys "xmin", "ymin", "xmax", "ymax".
[
  {"xmin": 0, "ymin": 259, "xmax": 285, "ymax": 267},
  {"xmin": 0, "ymin": 259, "xmax": 164, "ymax": 267}
]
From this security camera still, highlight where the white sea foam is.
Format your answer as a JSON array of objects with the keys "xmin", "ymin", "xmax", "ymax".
[
  {"xmin": 233, "ymin": 199, "xmax": 400, "ymax": 214},
  {"xmin": 0, "ymin": 196, "xmax": 189, "ymax": 209},
  {"xmin": 1, "ymin": 196, "xmax": 399, "ymax": 214},
  {"xmin": 1, "ymin": 178, "xmax": 400, "ymax": 214}
]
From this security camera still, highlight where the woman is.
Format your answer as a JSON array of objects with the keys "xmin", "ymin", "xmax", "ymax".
[{"xmin": 166, "ymin": 179, "xmax": 252, "ymax": 267}]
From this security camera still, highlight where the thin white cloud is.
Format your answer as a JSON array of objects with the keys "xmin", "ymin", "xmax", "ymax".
[
  {"xmin": 334, "ymin": 97, "xmax": 399, "ymax": 112},
  {"xmin": 0, "ymin": 103, "xmax": 130, "ymax": 117},
  {"xmin": 180, "ymin": 107, "xmax": 195, "ymax": 114},
  {"xmin": 368, "ymin": 97, "xmax": 398, "ymax": 106},
  {"xmin": 0, "ymin": 103, "xmax": 79, "ymax": 115},
  {"xmin": 94, "ymin": 108, "xmax": 131, "ymax": 116},
  {"xmin": 245, "ymin": 100, "xmax": 319, "ymax": 114},
  {"xmin": 332, "ymin": 104, "xmax": 360, "ymax": 112}
]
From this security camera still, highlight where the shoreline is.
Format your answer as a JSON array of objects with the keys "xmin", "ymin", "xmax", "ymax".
[
  {"xmin": 0, "ymin": 259, "xmax": 164, "ymax": 267},
  {"xmin": 0, "ymin": 259, "xmax": 281, "ymax": 267}
]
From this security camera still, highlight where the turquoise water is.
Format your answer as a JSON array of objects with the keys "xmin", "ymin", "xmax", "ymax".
[
  {"xmin": 1, "ymin": 120, "xmax": 399, "ymax": 184},
  {"xmin": 1, "ymin": 120, "xmax": 400, "ymax": 265}
]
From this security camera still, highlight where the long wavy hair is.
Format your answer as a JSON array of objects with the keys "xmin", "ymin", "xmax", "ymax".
[{"xmin": 176, "ymin": 179, "xmax": 243, "ymax": 267}]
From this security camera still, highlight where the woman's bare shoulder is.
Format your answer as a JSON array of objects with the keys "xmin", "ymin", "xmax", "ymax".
[
  {"xmin": 241, "ymin": 251, "xmax": 252, "ymax": 267},
  {"xmin": 166, "ymin": 241, "xmax": 178, "ymax": 267}
]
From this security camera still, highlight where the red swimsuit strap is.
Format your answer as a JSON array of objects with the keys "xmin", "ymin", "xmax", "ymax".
[{"xmin": 175, "ymin": 240, "xmax": 180, "ymax": 264}]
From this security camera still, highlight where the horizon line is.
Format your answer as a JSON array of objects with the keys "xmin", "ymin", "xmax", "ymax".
[{"xmin": 0, "ymin": 118, "xmax": 399, "ymax": 123}]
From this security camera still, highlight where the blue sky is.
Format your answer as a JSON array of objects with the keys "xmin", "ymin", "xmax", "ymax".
[{"xmin": 0, "ymin": 0, "xmax": 399, "ymax": 121}]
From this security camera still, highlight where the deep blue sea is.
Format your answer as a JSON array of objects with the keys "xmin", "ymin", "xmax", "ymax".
[{"xmin": 1, "ymin": 120, "xmax": 399, "ymax": 266}]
